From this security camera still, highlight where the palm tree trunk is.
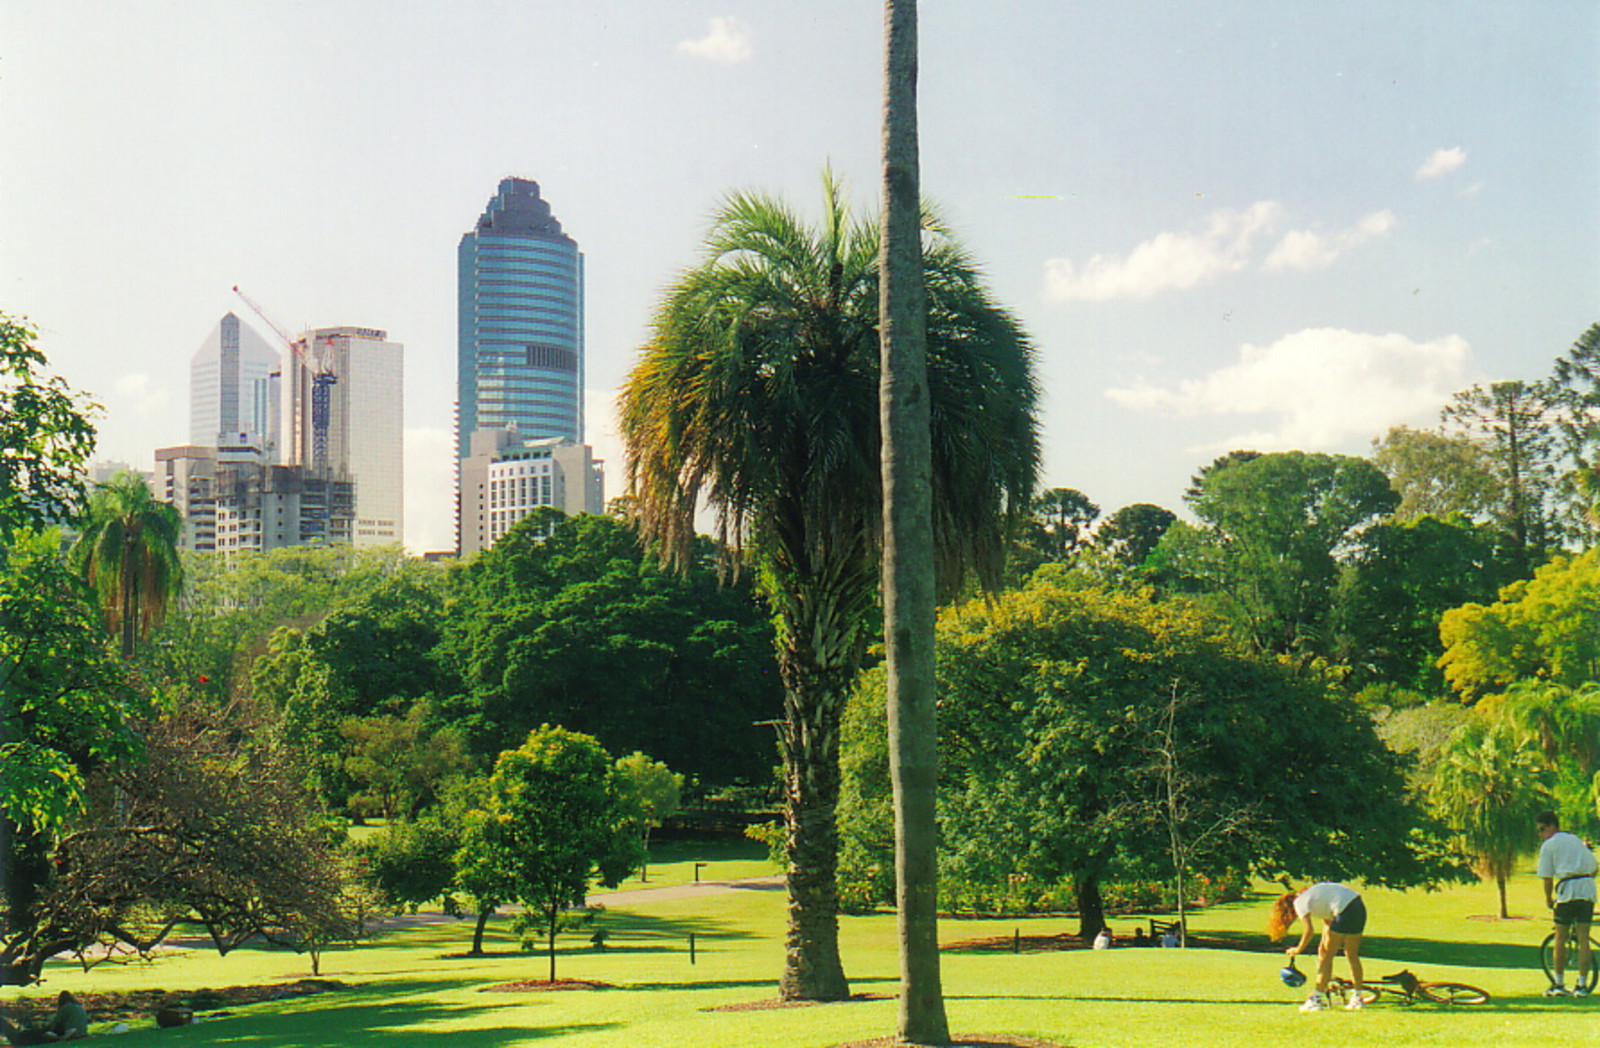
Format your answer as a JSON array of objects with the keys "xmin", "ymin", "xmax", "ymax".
[
  {"xmin": 879, "ymin": 0, "xmax": 949, "ymax": 1042},
  {"xmin": 778, "ymin": 667, "xmax": 851, "ymax": 1002},
  {"xmin": 120, "ymin": 526, "xmax": 139, "ymax": 659}
]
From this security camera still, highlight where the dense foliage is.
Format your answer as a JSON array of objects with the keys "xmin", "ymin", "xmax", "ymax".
[
  {"xmin": 839, "ymin": 571, "xmax": 1462, "ymax": 936},
  {"xmin": 438, "ymin": 509, "xmax": 781, "ymax": 785}
]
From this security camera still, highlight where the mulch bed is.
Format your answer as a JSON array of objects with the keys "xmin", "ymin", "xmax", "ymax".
[
  {"xmin": 481, "ymin": 979, "xmax": 617, "ymax": 992},
  {"xmin": 2, "ymin": 979, "xmax": 349, "ymax": 1025}
]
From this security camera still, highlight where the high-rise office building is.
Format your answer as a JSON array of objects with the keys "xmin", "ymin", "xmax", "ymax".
[
  {"xmin": 190, "ymin": 313, "xmax": 278, "ymax": 448},
  {"xmin": 458, "ymin": 178, "xmax": 585, "ymax": 447},
  {"xmin": 280, "ymin": 327, "xmax": 404, "ymax": 548}
]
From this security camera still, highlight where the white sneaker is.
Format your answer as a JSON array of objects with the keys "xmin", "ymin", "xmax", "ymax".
[
  {"xmin": 1345, "ymin": 991, "xmax": 1365, "ymax": 1010},
  {"xmin": 1300, "ymin": 993, "xmax": 1328, "ymax": 1012},
  {"xmin": 1544, "ymin": 984, "xmax": 1570, "ymax": 997}
]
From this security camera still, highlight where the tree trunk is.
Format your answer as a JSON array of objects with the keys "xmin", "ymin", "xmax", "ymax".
[
  {"xmin": 778, "ymin": 670, "xmax": 852, "ymax": 1002},
  {"xmin": 879, "ymin": 0, "xmax": 948, "ymax": 1043},
  {"xmin": 470, "ymin": 907, "xmax": 492, "ymax": 956},
  {"xmin": 1496, "ymin": 873, "xmax": 1509, "ymax": 920},
  {"xmin": 548, "ymin": 899, "xmax": 559, "ymax": 984},
  {"xmin": 120, "ymin": 526, "xmax": 139, "ymax": 659},
  {"xmin": 1075, "ymin": 872, "xmax": 1107, "ymax": 940}
]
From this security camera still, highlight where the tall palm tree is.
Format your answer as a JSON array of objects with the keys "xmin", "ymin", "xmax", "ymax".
[
  {"xmin": 72, "ymin": 472, "xmax": 184, "ymax": 659},
  {"xmin": 879, "ymin": 0, "xmax": 949, "ymax": 1042},
  {"xmin": 620, "ymin": 175, "xmax": 1038, "ymax": 1001}
]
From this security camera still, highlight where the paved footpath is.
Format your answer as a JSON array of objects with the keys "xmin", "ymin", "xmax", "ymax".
[{"xmin": 587, "ymin": 874, "xmax": 784, "ymax": 907}]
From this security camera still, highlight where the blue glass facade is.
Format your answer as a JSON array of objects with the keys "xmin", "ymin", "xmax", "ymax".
[{"xmin": 457, "ymin": 178, "xmax": 585, "ymax": 454}]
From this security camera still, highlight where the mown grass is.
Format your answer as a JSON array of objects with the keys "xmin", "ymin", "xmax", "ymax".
[{"xmin": 5, "ymin": 850, "xmax": 1593, "ymax": 1048}]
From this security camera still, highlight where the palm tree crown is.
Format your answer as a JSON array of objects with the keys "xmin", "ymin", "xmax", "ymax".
[
  {"xmin": 620, "ymin": 174, "xmax": 1039, "ymax": 1000},
  {"xmin": 72, "ymin": 472, "xmax": 184, "ymax": 659}
]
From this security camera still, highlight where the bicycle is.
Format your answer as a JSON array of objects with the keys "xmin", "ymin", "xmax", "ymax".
[
  {"xmin": 1540, "ymin": 927, "xmax": 1599, "ymax": 994},
  {"xmin": 1328, "ymin": 969, "xmax": 1491, "ymax": 1006}
]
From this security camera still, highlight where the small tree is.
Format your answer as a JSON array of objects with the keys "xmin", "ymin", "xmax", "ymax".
[
  {"xmin": 613, "ymin": 752, "xmax": 683, "ymax": 882},
  {"xmin": 1142, "ymin": 684, "xmax": 1259, "ymax": 945},
  {"xmin": 1429, "ymin": 714, "xmax": 1552, "ymax": 917},
  {"xmin": 460, "ymin": 726, "xmax": 642, "ymax": 981}
]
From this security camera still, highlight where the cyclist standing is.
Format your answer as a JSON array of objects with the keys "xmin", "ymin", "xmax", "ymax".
[{"xmin": 1535, "ymin": 810, "xmax": 1596, "ymax": 997}]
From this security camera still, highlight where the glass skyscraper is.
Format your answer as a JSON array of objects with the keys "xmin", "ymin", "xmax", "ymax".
[{"xmin": 457, "ymin": 178, "xmax": 585, "ymax": 454}]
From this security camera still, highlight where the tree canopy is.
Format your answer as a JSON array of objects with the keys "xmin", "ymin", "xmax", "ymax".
[{"xmin": 841, "ymin": 570, "xmax": 1460, "ymax": 937}]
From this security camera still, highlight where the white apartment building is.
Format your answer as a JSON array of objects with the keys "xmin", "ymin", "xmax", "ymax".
[{"xmin": 458, "ymin": 427, "xmax": 603, "ymax": 555}]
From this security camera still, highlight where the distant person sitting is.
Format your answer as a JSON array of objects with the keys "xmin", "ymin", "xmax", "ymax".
[{"xmin": 0, "ymin": 991, "xmax": 90, "ymax": 1044}]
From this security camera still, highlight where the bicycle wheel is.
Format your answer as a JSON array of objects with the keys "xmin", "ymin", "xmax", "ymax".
[
  {"xmin": 1419, "ymin": 981, "xmax": 1490, "ymax": 1005},
  {"xmin": 1542, "ymin": 930, "xmax": 1600, "ymax": 993}
]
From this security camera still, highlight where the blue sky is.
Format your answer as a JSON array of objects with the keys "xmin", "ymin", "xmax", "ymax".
[{"xmin": 3, "ymin": 1, "xmax": 1595, "ymax": 553}]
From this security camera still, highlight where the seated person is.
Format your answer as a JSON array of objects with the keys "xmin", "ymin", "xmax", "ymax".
[{"xmin": 0, "ymin": 991, "xmax": 89, "ymax": 1044}]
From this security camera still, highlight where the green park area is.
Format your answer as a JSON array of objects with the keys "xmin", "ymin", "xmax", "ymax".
[
  {"xmin": 2, "ymin": 844, "xmax": 1594, "ymax": 1048},
  {"xmin": 5, "ymin": 205, "xmax": 1600, "ymax": 1047}
]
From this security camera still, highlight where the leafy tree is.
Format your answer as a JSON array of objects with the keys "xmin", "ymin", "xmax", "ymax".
[
  {"xmin": 1429, "ymin": 714, "xmax": 1552, "ymax": 917},
  {"xmin": 1158, "ymin": 451, "xmax": 1397, "ymax": 657},
  {"xmin": 0, "ymin": 315, "xmax": 97, "ymax": 547},
  {"xmin": 341, "ymin": 701, "xmax": 473, "ymax": 820},
  {"xmin": 456, "ymin": 726, "xmax": 640, "ymax": 981},
  {"xmin": 72, "ymin": 473, "xmax": 184, "ymax": 658},
  {"xmin": 878, "ymin": 2, "xmax": 950, "ymax": 1038},
  {"xmin": 1090, "ymin": 502, "xmax": 1176, "ymax": 575},
  {"xmin": 2, "ymin": 700, "xmax": 348, "ymax": 985},
  {"xmin": 307, "ymin": 570, "xmax": 452, "ymax": 712},
  {"xmin": 1548, "ymin": 321, "xmax": 1600, "ymax": 538},
  {"xmin": 612, "ymin": 752, "xmax": 684, "ymax": 882},
  {"xmin": 2, "ymin": 530, "xmax": 147, "ymax": 978},
  {"xmin": 1335, "ymin": 514, "xmax": 1524, "ymax": 692},
  {"xmin": 438, "ymin": 510, "xmax": 781, "ymax": 786},
  {"xmin": 1438, "ymin": 548, "xmax": 1600, "ymax": 702},
  {"xmin": 1372, "ymin": 425, "xmax": 1501, "ymax": 523},
  {"xmin": 620, "ymin": 175, "xmax": 1038, "ymax": 1000},
  {"xmin": 841, "ymin": 570, "xmax": 1460, "ymax": 938},
  {"xmin": 1441, "ymin": 380, "xmax": 1562, "ymax": 560},
  {"xmin": 151, "ymin": 544, "xmax": 422, "ymax": 701},
  {"xmin": 1495, "ymin": 681, "xmax": 1600, "ymax": 832}
]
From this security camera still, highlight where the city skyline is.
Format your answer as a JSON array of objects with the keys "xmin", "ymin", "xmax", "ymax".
[{"xmin": 3, "ymin": 3, "xmax": 1595, "ymax": 554}]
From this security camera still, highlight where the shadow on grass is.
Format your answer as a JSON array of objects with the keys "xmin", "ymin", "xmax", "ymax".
[
  {"xmin": 197, "ymin": 992, "xmax": 623, "ymax": 1046},
  {"xmin": 1363, "ymin": 936, "xmax": 1540, "ymax": 971}
]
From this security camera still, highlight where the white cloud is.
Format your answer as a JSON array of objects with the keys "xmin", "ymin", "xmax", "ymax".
[
  {"xmin": 677, "ymin": 16, "xmax": 753, "ymax": 64},
  {"xmin": 111, "ymin": 372, "xmax": 170, "ymax": 418},
  {"xmin": 403, "ymin": 426, "xmax": 455, "ymax": 555},
  {"xmin": 1105, "ymin": 328, "xmax": 1473, "ymax": 450},
  {"xmin": 1264, "ymin": 210, "xmax": 1396, "ymax": 272},
  {"xmin": 1416, "ymin": 147, "xmax": 1467, "ymax": 180},
  {"xmin": 1043, "ymin": 202, "xmax": 1284, "ymax": 302}
]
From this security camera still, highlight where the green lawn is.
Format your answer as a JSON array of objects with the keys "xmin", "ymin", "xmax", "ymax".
[{"xmin": 5, "ymin": 853, "xmax": 1593, "ymax": 1048}]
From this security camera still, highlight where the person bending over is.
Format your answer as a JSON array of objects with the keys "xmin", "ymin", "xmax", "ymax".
[
  {"xmin": 1270, "ymin": 882, "xmax": 1368, "ymax": 1012},
  {"xmin": 1536, "ymin": 810, "xmax": 1596, "ymax": 997}
]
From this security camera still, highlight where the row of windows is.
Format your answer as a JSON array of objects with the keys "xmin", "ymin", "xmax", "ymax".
[
  {"xmin": 475, "ymin": 243, "xmax": 578, "ymax": 263},
  {"xmin": 475, "ymin": 282, "xmax": 579, "ymax": 301},
  {"xmin": 474, "ymin": 259, "xmax": 577, "ymax": 279}
]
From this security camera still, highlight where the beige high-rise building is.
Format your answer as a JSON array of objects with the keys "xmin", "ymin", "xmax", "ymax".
[
  {"xmin": 458, "ymin": 427, "xmax": 603, "ymax": 556},
  {"xmin": 280, "ymin": 327, "xmax": 404, "ymax": 548}
]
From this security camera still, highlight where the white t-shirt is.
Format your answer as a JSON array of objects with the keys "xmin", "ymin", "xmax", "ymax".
[
  {"xmin": 1537, "ymin": 831, "xmax": 1598, "ymax": 903},
  {"xmin": 1295, "ymin": 882, "xmax": 1360, "ymax": 921}
]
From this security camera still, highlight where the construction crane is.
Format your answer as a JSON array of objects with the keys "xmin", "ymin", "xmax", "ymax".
[{"xmin": 232, "ymin": 285, "xmax": 339, "ymax": 473}]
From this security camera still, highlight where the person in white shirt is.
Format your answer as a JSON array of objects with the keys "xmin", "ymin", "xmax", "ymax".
[
  {"xmin": 1269, "ymin": 882, "xmax": 1368, "ymax": 1012},
  {"xmin": 1536, "ymin": 810, "xmax": 1596, "ymax": 997}
]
